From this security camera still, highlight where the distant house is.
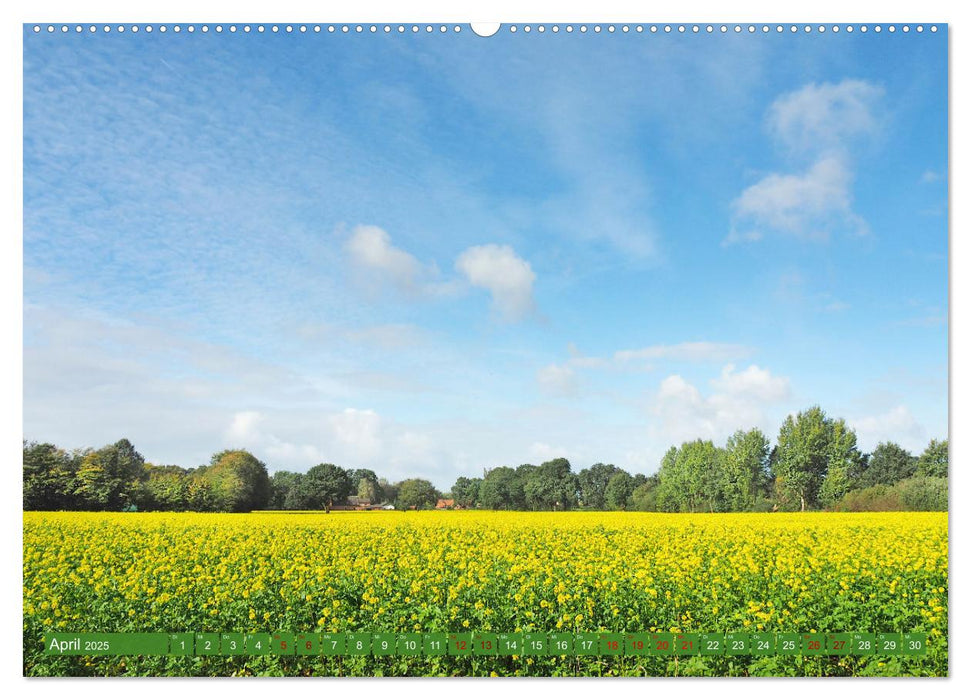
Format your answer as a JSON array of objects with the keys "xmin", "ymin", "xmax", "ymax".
[
  {"xmin": 332, "ymin": 496, "xmax": 388, "ymax": 511},
  {"xmin": 435, "ymin": 498, "xmax": 455, "ymax": 510}
]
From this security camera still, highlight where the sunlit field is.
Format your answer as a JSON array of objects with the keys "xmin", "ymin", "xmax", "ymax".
[{"xmin": 23, "ymin": 511, "xmax": 947, "ymax": 677}]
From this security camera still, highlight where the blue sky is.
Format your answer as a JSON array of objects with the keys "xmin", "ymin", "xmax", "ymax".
[{"xmin": 23, "ymin": 25, "xmax": 948, "ymax": 489}]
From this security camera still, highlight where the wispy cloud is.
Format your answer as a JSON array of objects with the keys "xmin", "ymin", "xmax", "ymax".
[
  {"xmin": 893, "ymin": 314, "xmax": 948, "ymax": 328},
  {"xmin": 730, "ymin": 155, "xmax": 866, "ymax": 242},
  {"xmin": 824, "ymin": 300, "xmax": 851, "ymax": 312},
  {"xmin": 536, "ymin": 363, "xmax": 579, "ymax": 398},
  {"xmin": 728, "ymin": 79, "xmax": 883, "ymax": 244},
  {"xmin": 767, "ymin": 79, "xmax": 884, "ymax": 155},
  {"xmin": 614, "ymin": 342, "xmax": 754, "ymax": 364}
]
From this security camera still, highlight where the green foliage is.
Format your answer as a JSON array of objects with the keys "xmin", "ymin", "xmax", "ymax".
[
  {"xmin": 22, "ymin": 418, "xmax": 949, "ymax": 514},
  {"xmin": 577, "ymin": 463, "xmax": 620, "ymax": 509},
  {"xmin": 349, "ymin": 469, "xmax": 384, "ymax": 503},
  {"xmin": 655, "ymin": 441, "xmax": 725, "ymax": 512},
  {"xmin": 269, "ymin": 471, "xmax": 310, "ymax": 510},
  {"xmin": 23, "ymin": 441, "xmax": 78, "ymax": 510},
  {"xmin": 187, "ymin": 476, "xmax": 218, "ymax": 512},
  {"xmin": 199, "ymin": 450, "xmax": 271, "ymax": 512},
  {"xmin": 378, "ymin": 478, "xmax": 398, "ymax": 505},
  {"xmin": 721, "ymin": 429, "xmax": 770, "ymax": 511},
  {"xmin": 897, "ymin": 476, "xmax": 948, "ymax": 511},
  {"xmin": 304, "ymin": 463, "xmax": 353, "ymax": 509},
  {"xmin": 141, "ymin": 464, "xmax": 191, "ymax": 511},
  {"xmin": 523, "ymin": 458, "xmax": 577, "ymax": 510},
  {"xmin": 450, "ymin": 476, "xmax": 481, "ymax": 508},
  {"xmin": 73, "ymin": 439, "xmax": 146, "ymax": 511},
  {"xmin": 479, "ymin": 467, "xmax": 525, "ymax": 510},
  {"xmin": 357, "ymin": 478, "xmax": 378, "ymax": 503},
  {"xmin": 832, "ymin": 484, "xmax": 903, "ymax": 512},
  {"xmin": 395, "ymin": 478, "xmax": 439, "ymax": 510},
  {"xmin": 916, "ymin": 439, "xmax": 948, "ymax": 478},
  {"xmin": 629, "ymin": 475, "xmax": 659, "ymax": 511},
  {"xmin": 819, "ymin": 463, "xmax": 852, "ymax": 509},
  {"xmin": 603, "ymin": 470, "xmax": 636, "ymax": 510},
  {"xmin": 771, "ymin": 407, "xmax": 862, "ymax": 511},
  {"xmin": 859, "ymin": 442, "xmax": 916, "ymax": 488}
]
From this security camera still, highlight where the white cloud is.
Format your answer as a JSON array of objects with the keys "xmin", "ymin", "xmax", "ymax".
[
  {"xmin": 851, "ymin": 405, "xmax": 926, "ymax": 453},
  {"xmin": 226, "ymin": 411, "xmax": 263, "ymax": 443},
  {"xmin": 615, "ymin": 342, "xmax": 754, "ymax": 364},
  {"xmin": 344, "ymin": 227, "xmax": 535, "ymax": 318},
  {"xmin": 729, "ymin": 79, "xmax": 882, "ymax": 243},
  {"xmin": 651, "ymin": 365, "xmax": 791, "ymax": 446},
  {"xmin": 767, "ymin": 79, "xmax": 884, "ymax": 155},
  {"xmin": 329, "ymin": 408, "xmax": 383, "ymax": 460},
  {"xmin": 730, "ymin": 155, "xmax": 866, "ymax": 241},
  {"xmin": 710, "ymin": 364, "xmax": 792, "ymax": 402},
  {"xmin": 921, "ymin": 170, "xmax": 943, "ymax": 184},
  {"xmin": 537, "ymin": 363, "xmax": 578, "ymax": 397},
  {"xmin": 657, "ymin": 374, "xmax": 704, "ymax": 403},
  {"xmin": 455, "ymin": 244, "xmax": 536, "ymax": 321},
  {"xmin": 529, "ymin": 442, "xmax": 570, "ymax": 463},
  {"xmin": 344, "ymin": 225, "xmax": 425, "ymax": 293}
]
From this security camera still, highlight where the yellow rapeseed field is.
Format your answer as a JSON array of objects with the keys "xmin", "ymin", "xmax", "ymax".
[{"xmin": 23, "ymin": 511, "xmax": 947, "ymax": 677}]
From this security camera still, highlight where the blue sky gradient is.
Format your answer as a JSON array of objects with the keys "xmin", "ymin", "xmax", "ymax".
[{"xmin": 23, "ymin": 26, "xmax": 947, "ymax": 488}]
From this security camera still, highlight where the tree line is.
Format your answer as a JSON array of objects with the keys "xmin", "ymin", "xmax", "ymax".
[
  {"xmin": 21, "ymin": 439, "xmax": 443, "ymax": 513},
  {"xmin": 22, "ymin": 405, "xmax": 947, "ymax": 513},
  {"xmin": 447, "ymin": 407, "xmax": 946, "ymax": 512}
]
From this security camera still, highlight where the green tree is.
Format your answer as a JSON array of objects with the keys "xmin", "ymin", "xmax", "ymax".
[
  {"xmin": 819, "ymin": 463, "xmax": 852, "ymax": 509},
  {"xmin": 304, "ymin": 463, "xmax": 353, "ymax": 510},
  {"xmin": 187, "ymin": 475, "xmax": 218, "ymax": 512},
  {"xmin": 451, "ymin": 476, "xmax": 482, "ymax": 508},
  {"xmin": 858, "ymin": 442, "xmax": 916, "ymax": 488},
  {"xmin": 819, "ymin": 419, "xmax": 866, "ymax": 507},
  {"xmin": 357, "ymin": 478, "xmax": 378, "ymax": 504},
  {"xmin": 630, "ymin": 474, "xmax": 660, "ymax": 511},
  {"xmin": 269, "ymin": 471, "xmax": 309, "ymax": 510},
  {"xmin": 916, "ymin": 439, "xmax": 948, "ymax": 478},
  {"xmin": 479, "ymin": 467, "xmax": 524, "ymax": 510},
  {"xmin": 396, "ymin": 478, "xmax": 439, "ymax": 510},
  {"xmin": 23, "ymin": 441, "xmax": 77, "ymax": 510},
  {"xmin": 73, "ymin": 439, "xmax": 147, "ymax": 510},
  {"xmin": 604, "ymin": 470, "xmax": 636, "ymax": 510},
  {"xmin": 655, "ymin": 441, "xmax": 724, "ymax": 512},
  {"xmin": 577, "ymin": 463, "xmax": 620, "ymax": 509},
  {"xmin": 721, "ymin": 429, "xmax": 770, "ymax": 511},
  {"xmin": 771, "ymin": 407, "xmax": 861, "ymax": 511},
  {"xmin": 141, "ymin": 464, "xmax": 190, "ymax": 511},
  {"xmin": 198, "ymin": 450, "xmax": 271, "ymax": 512},
  {"xmin": 378, "ymin": 478, "xmax": 398, "ymax": 506},
  {"xmin": 523, "ymin": 458, "xmax": 577, "ymax": 510},
  {"xmin": 349, "ymin": 469, "xmax": 384, "ymax": 503}
]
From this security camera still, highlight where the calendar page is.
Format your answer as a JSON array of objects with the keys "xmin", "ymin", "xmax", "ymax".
[{"xmin": 22, "ymin": 19, "xmax": 948, "ymax": 679}]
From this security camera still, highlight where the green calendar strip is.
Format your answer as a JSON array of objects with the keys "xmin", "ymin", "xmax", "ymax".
[{"xmin": 42, "ymin": 631, "xmax": 928, "ymax": 657}]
